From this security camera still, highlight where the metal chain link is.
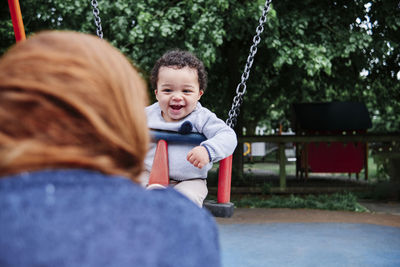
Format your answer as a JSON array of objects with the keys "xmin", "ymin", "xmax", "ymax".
[
  {"xmin": 91, "ymin": 0, "xmax": 103, "ymax": 39},
  {"xmin": 226, "ymin": 0, "xmax": 272, "ymax": 128}
]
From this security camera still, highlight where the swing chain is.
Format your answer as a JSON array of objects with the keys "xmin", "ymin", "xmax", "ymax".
[
  {"xmin": 91, "ymin": 0, "xmax": 103, "ymax": 39},
  {"xmin": 226, "ymin": 0, "xmax": 272, "ymax": 128}
]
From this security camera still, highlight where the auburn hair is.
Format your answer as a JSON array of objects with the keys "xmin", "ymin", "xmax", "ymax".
[{"xmin": 0, "ymin": 31, "xmax": 149, "ymax": 182}]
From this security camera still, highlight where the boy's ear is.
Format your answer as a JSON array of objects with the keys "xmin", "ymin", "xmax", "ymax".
[
  {"xmin": 198, "ymin": 90, "xmax": 204, "ymax": 99},
  {"xmin": 154, "ymin": 90, "xmax": 160, "ymax": 101}
]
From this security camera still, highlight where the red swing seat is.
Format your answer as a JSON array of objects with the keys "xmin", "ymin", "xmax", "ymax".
[{"xmin": 148, "ymin": 139, "xmax": 234, "ymax": 217}]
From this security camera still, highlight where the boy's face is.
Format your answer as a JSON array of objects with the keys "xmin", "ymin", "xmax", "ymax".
[{"xmin": 155, "ymin": 66, "xmax": 203, "ymax": 122}]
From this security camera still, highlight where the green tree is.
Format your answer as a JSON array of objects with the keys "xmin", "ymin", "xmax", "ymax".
[
  {"xmin": 2, "ymin": 1, "xmax": 398, "ymax": 131},
  {"xmin": 364, "ymin": 0, "xmax": 400, "ymax": 131}
]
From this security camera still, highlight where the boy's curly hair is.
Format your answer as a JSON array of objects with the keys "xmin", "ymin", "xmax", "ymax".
[{"xmin": 150, "ymin": 50, "xmax": 207, "ymax": 92}]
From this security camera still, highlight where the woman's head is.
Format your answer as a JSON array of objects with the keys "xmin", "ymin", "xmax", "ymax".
[{"xmin": 0, "ymin": 31, "xmax": 149, "ymax": 181}]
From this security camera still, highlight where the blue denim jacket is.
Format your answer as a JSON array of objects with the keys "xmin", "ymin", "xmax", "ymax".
[{"xmin": 0, "ymin": 169, "xmax": 220, "ymax": 267}]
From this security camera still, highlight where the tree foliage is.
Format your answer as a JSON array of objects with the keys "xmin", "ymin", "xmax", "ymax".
[{"xmin": 1, "ymin": 0, "xmax": 399, "ymax": 133}]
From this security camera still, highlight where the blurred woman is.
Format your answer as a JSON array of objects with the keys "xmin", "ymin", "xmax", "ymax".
[{"xmin": 0, "ymin": 31, "xmax": 220, "ymax": 267}]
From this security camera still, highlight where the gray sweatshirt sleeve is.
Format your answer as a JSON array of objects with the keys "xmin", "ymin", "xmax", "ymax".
[{"xmin": 195, "ymin": 108, "xmax": 237, "ymax": 162}]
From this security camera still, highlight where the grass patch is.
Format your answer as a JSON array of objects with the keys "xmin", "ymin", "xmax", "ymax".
[{"xmin": 230, "ymin": 192, "xmax": 368, "ymax": 212}]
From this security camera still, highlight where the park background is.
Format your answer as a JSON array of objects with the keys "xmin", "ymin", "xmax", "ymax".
[{"xmin": 1, "ymin": 0, "xmax": 399, "ymax": 208}]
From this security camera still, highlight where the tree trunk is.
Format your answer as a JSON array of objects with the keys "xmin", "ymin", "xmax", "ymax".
[
  {"xmin": 223, "ymin": 40, "xmax": 244, "ymax": 182},
  {"xmin": 245, "ymin": 120, "xmax": 258, "ymax": 136},
  {"xmin": 233, "ymin": 112, "xmax": 244, "ymax": 183}
]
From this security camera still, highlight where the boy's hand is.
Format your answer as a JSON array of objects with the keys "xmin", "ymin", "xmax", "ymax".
[{"xmin": 187, "ymin": 146, "xmax": 210, "ymax": 169}]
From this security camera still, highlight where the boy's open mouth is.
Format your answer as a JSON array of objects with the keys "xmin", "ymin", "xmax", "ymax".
[{"xmin": 170, "ymin": 105, "xmax": 183, "ymax": 110}]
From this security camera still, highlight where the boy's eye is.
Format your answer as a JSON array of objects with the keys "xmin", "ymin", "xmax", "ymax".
[
  {"xmin": 161, "ymin": 89, "xmax": 172, "ymax": 93},
  {"xmin": 183, "ymin": 89, "xmax": 193, "ymax": 93}
]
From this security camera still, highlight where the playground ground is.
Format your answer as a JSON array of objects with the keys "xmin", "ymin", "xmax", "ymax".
[
  {"xmin": 210, "ymin": 162, "xmax": 400, "ymax": 267},
  {"xmin": 216, "ymin": 205, "xmax": 400, "ymax": 267}
]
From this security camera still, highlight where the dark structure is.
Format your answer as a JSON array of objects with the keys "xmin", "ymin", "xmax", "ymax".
[{"xmin": 291, "ymin": 102, "xmax": 372, "ymax": 180}]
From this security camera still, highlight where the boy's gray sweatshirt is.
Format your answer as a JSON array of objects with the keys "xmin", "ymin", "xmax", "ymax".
[{"xmin": 145, "ymin": 102, "xmax": 237, "ymax": 181}]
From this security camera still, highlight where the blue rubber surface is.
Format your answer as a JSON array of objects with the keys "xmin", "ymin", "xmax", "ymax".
[{"xmin": 219, "ymin": 223, "xmax": 400, "ymax": 267}]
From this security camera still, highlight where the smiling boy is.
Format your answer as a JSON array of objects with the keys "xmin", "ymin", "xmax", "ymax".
[{"xmin": 143, "ymin": 50, "xmax": 237, "ymax": 207}]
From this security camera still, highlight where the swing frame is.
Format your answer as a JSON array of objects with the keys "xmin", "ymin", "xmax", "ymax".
[{"xmin": 8, "ymin": 0, "xmax": 25, "ymax": 42}]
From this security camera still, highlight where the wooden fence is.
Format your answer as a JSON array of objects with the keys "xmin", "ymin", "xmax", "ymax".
[{"xmin": 239, "ymin": 132, "xmax": 400, "ymax": 190}]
